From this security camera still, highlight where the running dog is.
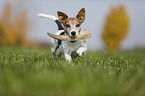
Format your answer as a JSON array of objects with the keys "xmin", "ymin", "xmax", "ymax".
[{"xmin": 38, "ymin": 8, "xmax": 87, "ymax": 62}]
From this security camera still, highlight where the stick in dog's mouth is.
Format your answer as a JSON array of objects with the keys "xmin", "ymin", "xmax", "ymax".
[{"xmin": 47, "ymin": 30, "xmax": 91, "ymax": 41}]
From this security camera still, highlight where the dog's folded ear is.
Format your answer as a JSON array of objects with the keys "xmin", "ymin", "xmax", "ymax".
[
  {"xmin": 57, "ymin": 11, "xmax": 68, "ymax": 25},
  {"xmin": 76, "ymin": 8, "xmax": 85, "ymax": 24}
]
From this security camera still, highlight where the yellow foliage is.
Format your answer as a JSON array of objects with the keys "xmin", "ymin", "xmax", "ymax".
[
  {"xmin": 102, "ymin": 5, "xmax": 129, "ymax": 52},
  {"xmin": 0, "ymin": 2, "xmax": 29, "ymax": 46}
]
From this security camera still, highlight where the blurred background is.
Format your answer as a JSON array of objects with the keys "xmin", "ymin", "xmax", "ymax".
[{"xmin": 0, "ymin": 0, "xmax": 145, "ymax": 52}]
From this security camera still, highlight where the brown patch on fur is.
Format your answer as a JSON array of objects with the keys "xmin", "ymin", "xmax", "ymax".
[
  {"xmin": 57, "ymin": 8, "xmax": 85, "ymax": 36},
  {"xmin": 65, "ymin": 18, "xmax": 79, "ymax": 25},
  {"xmin": 64, "ymin": 18, "xmax": 81, "ymax": 35},
  {"xmin": 76, "ymin": 8, "xmax": 85, "ymax": 24},
  {"xmin": 57, "ymin": 11, "xmax": 68, "ymax": 25}
]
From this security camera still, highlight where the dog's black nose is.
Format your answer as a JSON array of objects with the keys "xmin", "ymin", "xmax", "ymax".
[{"xmin": 71, "ymin": 31, "xmax": 76, "ymax": 36}]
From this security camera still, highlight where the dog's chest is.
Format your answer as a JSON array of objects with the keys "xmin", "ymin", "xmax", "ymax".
[{"xmin": 62, "ymin": 40, "xmax": 83, "ymax": 52}]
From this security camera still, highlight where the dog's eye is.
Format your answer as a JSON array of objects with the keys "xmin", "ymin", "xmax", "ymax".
[
  {"xmin": 76, "ymin": 24, "xmax": 80, "ymax": 27},
  {"xmin": 66, "ymin": 24, "xmax": 70, "ymax": 27}
]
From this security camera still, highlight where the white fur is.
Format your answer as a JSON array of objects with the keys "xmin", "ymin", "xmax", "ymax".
[
  {"xmin": 62, "ymin": 40, "xmax": 87, "ymax": 62},
  {"xmin": 38, "ymin": 14, "xmax": 58, "ymax": 21},
  {"xmin": 51, "ymin": 31, "xmax": 87, "ymax": 62},
  {"xmin": 38, "ymin": 14, "xmax": 87, "ymax": 62}
]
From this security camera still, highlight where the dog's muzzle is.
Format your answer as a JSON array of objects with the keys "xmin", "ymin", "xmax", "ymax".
[{"xmin": 69, "ymin": 29, "xmax": 78, "ymax": 37}]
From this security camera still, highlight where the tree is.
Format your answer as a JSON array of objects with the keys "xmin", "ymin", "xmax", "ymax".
[
  {"xmin": 102, "ymin": 5, "xmax": 129, "ymax": 52},
  {"xmin": 0, "ymin": 2, "xmax": 29, "ymax": 46}
]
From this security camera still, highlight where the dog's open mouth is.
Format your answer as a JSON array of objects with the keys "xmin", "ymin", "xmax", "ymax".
[{"xmin": 47, "ymin": 30, "xmax": 91, "ymax": 41}]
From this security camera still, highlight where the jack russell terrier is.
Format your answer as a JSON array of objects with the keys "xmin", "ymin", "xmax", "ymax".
[{"xmin": 38, "ymin": 8, "xmax": 90, "ymax": 62}]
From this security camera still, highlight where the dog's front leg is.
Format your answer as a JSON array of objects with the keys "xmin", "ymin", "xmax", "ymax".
[
  {"xmin": 76, "ymin": 43, "xmax": 87, "ymax": 57},
  {"xmin": 65, "ymin": 53, "xmax": 72, "ymax": 62},
  {"xmin": 64, "ymin": 50, "xmax": 72, "ymax": 63}
]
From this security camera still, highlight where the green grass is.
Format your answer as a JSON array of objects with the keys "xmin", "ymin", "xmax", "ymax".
[{"xmin": 0, "ymin": 46, "xmax": 145, "ymax": 96}]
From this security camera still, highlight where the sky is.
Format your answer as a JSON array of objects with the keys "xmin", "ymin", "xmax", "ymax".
[{"xmin": 0, "ymin": 0, "xmax": 145, "ymax": 50}]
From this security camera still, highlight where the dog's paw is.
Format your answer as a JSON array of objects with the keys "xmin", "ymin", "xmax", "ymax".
[{"xmin": 76, "ymin": 50, "xmax": 82, "ymax": 57}]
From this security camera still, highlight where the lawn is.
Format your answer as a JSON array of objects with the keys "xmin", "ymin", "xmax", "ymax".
[{"xmin": 0, "ymin": 46, "xmax": 145, "ymax": 96}]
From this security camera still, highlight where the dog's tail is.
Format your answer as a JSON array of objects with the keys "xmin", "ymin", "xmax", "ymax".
[{"xmin": 37, "ymin": 14, "xmax": 64, "ymax": 30}]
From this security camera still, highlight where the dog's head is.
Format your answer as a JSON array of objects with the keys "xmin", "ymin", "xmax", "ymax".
[{"xmin": 57, "ymin": 8, "xmax": 85, "ymax": 38}]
